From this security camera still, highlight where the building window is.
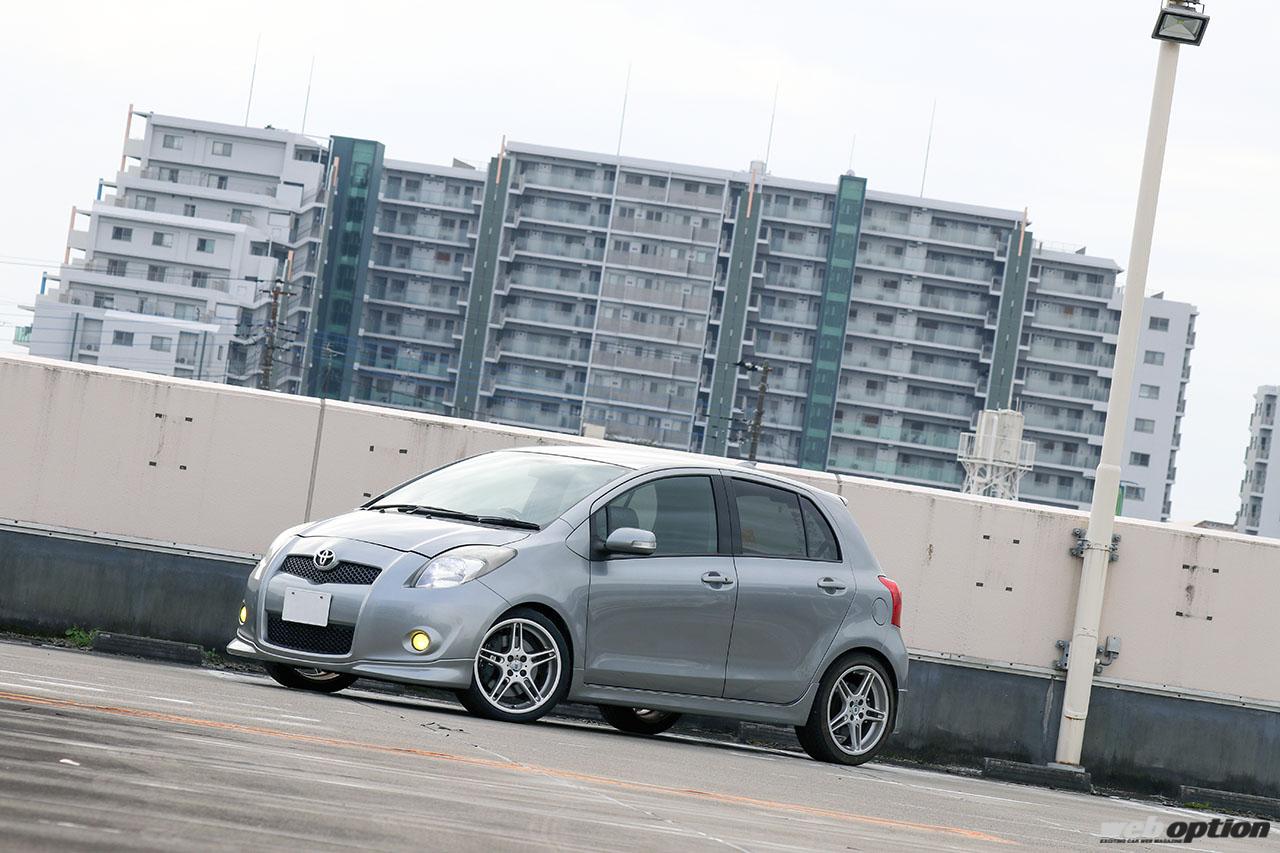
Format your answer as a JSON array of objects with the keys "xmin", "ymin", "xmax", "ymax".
[
  {"xmin": 1139, "ymin": 384, "xmax": 1161, "ymax": 399},
  {"xmin": 1143, "ymin": 350, "xmax": 1165, "ymax": 366},
  {"xmin": 152, "ymin": 231, "xmax": 173, "ymax": 248},
  {"xmin": 183, "ymin": 203, "xmax": 197, "ymax": 217},
  {"xmin": 1129, "ymin": 452, "xmax": 1151, "ymax": 467},
  {"xmin": 1123, "ymin": 484, "xmax": 1146, "ymax": 500},
  {"xmin": 111, "ymin": 226, "xmax": 132, "ymax": 241},
  {"xmin": 106, "ymin": 259, "xmax": 127, "ymax": 276},
  {"xmin": 162, "ymin": 134, "xmax": 183, "ymax": 150},
  {"xmin": 191, "ymin": 271, "xmax": 209, "ymax": 288},
  {"xmin": 215, "ymin": 175, "xmax": 229, "ymax": 190},
  {"xmin": 112, "ymin": 331, "xmax": 134, "ymax": 346},
  {"xmin": 147, "ymin": 265, "xmax": 167, "ymax": 283},
  {"xmin": 230, "ymin": 208, "xmax": 249, "ymax": 223},
  {"xmin": 134, "ymin": 195, "xmax": 157, "ymax": 211},
  {"xmin": 211, "ymin": 141, "xmax": 233, "ymax": 156},
  {"xmin": 93, "ymin": 292, "xmax": 113, "ymax": 308},
  {"xmin": 196, "ymin": 238, "xmax": 215, "ymax": 253},
  {"xmin": 1134, "ymin": 417, "xmax": 1156, "ymax": 433},
  {"xmin": 150, "ymin": 336, "xmax": 172, "ymax": 352},
  {"xmin": 1149, "ymin": 316, "xmax": 1170, "ymax": 332}
]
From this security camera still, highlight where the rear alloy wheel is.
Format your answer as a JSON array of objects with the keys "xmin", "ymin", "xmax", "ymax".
[
  {"xmin": 598, "ymin": 706, "xmax": 682, "ymax": 736},
  {"xmin": 263, "ymin": 662, "xmax": 357, "ymax": 694},
  {"xmin": 460, "ymin": 608, "xmax": 570, "ymax": 723},
  {"xmin": 796, "ymin": 653, "xmax": 895, "ymax": 765}
]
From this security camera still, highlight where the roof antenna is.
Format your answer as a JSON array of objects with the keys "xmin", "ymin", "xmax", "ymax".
[
  {"xmin": 919, "ymin": 98, "xmax": 936, "ymax": 197},
  {"xmin": 615, "ymin": 62, "xmax": 632, "ymax": 157},
  {"xmin": 846, "ymin": 134, "xmax": 857, "ymax": 174},
  {"xmin": 763, "ymin": 81, "xmax": 780, "ymax": 171},
  {"xmin": 301, "ymin": 55, "xmax": 316, "ymax": 135},
  {"xmin": 244, "ymin": 33, "xmax": 261, "ymax": 126}
]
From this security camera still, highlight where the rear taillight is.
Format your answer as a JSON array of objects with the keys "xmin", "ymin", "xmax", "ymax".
[{"xmin": 878, "ymin": 575, "xmax": 902, "ymax": 628}]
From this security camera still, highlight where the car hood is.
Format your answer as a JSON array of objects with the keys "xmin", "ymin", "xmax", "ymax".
[{"xmin": 296, "ymin": 510, "xmax": 532, "ymax": 556}]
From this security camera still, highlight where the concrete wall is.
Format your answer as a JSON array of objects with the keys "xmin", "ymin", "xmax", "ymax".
[{"xmin": 3, "ymin": 354, "xmax": 1278, "ymax": 711}]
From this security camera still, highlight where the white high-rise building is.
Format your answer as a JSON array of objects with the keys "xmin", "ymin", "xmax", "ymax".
[
  {"xmin": 26, "ymin": 111, "xmax": 325, "ymax": 385},
  {"xmin": 1236, "ymin": 385, "xmax": 1279, "ymax": 537}
]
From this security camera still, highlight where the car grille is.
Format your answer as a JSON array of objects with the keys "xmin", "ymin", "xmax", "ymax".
[
  {"xmin": 265, "ymin": 613, "xmax": 355, "ymax": 656},
  {"xmin": 277, "ymin": 555, "xmax": 382, "ymax": 586}
]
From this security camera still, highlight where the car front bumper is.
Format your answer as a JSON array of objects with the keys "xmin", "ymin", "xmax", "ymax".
[{"xmin": 227, "ymin": 537, "xmax": 512, "ymax": 690}]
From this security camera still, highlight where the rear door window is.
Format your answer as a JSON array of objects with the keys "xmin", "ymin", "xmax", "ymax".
[
  {"xmin": 731, "ymin": 480, "xmax": 806, "ymax": 558},
  {"xmin": 800, "ymin": 497, "xmax": 841, "ymax": 561}
]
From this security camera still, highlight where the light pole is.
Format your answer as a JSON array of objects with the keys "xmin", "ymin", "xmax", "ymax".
[{"xmin": 1054, "ymin": 1, "xmax": 1210, "ymax": 767}]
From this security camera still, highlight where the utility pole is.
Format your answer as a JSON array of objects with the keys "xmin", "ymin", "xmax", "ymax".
[
  {"xmin": 257, "ymin": 252, "xmax": 295, "ymax": 392},
  {"xmin": 738, "ymin": 360, "xmax": 772, "ymax": 462}
]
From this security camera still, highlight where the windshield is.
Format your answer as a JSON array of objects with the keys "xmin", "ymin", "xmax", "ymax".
[{"xmin": 371, "ymin": 451, "xmax": 627, "ymax": 527}]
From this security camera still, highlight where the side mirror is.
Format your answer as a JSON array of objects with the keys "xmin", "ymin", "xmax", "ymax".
[{"xmin": 603, "ymin": 527, "xmax": 657, "ymax": 556}]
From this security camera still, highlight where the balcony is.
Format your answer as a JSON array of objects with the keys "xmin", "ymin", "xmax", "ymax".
[
  {"xmin": 366, "ymin": 286, "xmax": 462, "ymax": 313},
  {"xmin": 375, "ymin": 221, "xmax": 471, "ymax": 245},
  {"xmin": 586, "ymin": 382, "xmax": 697, "ymax": 411},
  {"xmin": 1021, "ymin": 409, "xmax": 1105, "ymax": 436},
  {"xmin": 611, "ymin": 215, "xmax": 719, "ymax": 243},
  {"xmin": 751, "ymin": 340, "xmax": 815, "ymax": 361},
  {"xmin": 380, "ymin": 186, "xmax": 474, "ymax": 210},
  {"xmin": 766, "ymin": 236, "xmax": 826, "ymax": 258},
  {"xmin": 1021, "ymin": 375, "xmax": 1110, "ymax": 403},
  {"xmin": 1032, "ymin": 307, "xmax": 1119, "ymax": 335},
  {"xmin": 923, "ymin": 258, "xmax": 994, "ymax": 282},
  {"xmin": 360, "ymin": 354, "xmax": 452, "ymax": 378},
  {"xmin": 834, "ymin": 421, "xmax": 962, "ymax": 451},
  {"xmin": 765, "ymin": 271, "xmax": 825, "ymax": 292},
  {"xmin": 518, "ymin": 171, "xmax": 614, "ymax": 195},
  {"xmin": 484, "ymin": 372, "xmax": 585, "ymax": 397},
  {"xmin": 595, "ymin": 316, "xmax": 702, "ymax": 346},
  {"xmin": 761, "ymin": 201, "xmax": 829, "ymax": 224},
  {"xmin": 501, "ymin": 272, "xmax": 597, "ymax": 297},
  {"xmin": 590, "ymin": 348, "xmax": 701, "ymax": 380},
  {"xmin": 1036, "ymin": 275, "xmax": 1114, "ymax": 301},
  {"xmin": 509, "ymin": 205, "xmax": 610, "ymax": 230},
  {"xmin": 371, "ymin": 254, "xmax": 467, "ymax": 279},
  {"xmin": 1026, "ymin": 340, "xmax": 1114, "ymax": 369},
  {"xmin": 498, "ymin": 303, "xmax": 595, "ymax": 330},
  {"xmin": 510, "ymin": 237, "xmax": 603, "ymax": 262},
  {"xmin": 828, "ymin": 453, "xmax": 965, "ymax": 486},
  {"xmin": 486, "ymin": 402, "xmax": 581, "ymax": 432},
  {"xmin": 491, "ymin": 338, "xmax": 592, "ymax": 363}
]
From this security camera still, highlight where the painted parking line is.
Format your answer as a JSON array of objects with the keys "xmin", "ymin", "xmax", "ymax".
[{"xmin": 0, "ymin": 689, "xmax": 1017, "ymax": 846}]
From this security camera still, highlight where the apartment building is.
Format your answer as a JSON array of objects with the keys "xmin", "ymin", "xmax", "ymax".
[
  {"xmin": 1236, "ymin": 386, "xmax": 1279, "ymax": 537},
  {"xmin": 25, "ymin": 112, "xmax": 1197, "ymax": 520},
  {"xmin": 26, "ymin": 110, "xmax": 325, "ymax": 385}
]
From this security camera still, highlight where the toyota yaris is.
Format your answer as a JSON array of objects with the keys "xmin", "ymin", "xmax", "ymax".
[{"xmin": 228, "ymin": 445, "xmax": 907, "ymax": 765}]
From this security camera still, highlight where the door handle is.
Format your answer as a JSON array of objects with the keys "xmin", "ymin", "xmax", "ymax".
[
  {"xmin": 701, "ymin": 571, "xmax": 735, "ymax": 587},
  {"xmin": 817, "ymin": 577, "xmax": 848, "ymax": 593}
]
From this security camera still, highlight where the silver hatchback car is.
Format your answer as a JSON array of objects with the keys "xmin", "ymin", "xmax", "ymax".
[{"xmin": 228, "ymin": 445, "xmax": 907, "ymax": 765}]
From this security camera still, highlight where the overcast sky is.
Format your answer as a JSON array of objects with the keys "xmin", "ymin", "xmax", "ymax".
[{"xmin": 2, "ymin": 1, "xmax": 1276, "ymax": 523}]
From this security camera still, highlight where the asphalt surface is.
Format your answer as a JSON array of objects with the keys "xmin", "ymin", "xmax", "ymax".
[{"xmin": 0, "ymin": 640, "xmax": 1272, "ymax": 852}]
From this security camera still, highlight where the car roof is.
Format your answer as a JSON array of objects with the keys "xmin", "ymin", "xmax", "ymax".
[{"xmin": 503, "ymin": 443, "xmax": 840, "ymax": 500}]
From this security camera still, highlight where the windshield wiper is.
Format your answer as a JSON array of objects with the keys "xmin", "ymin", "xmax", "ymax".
[{"xmin": 365, "ymin": 504, "xmax": 540, "ymax": 531}]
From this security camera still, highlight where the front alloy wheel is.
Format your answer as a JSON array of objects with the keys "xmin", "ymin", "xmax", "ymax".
[
  {"xmin": 460, "ymin": 609, "xmax": 569, "ymax": 723},
  {"xmin": 796, "ymin": 654, "xmax": 895, "ymax": 765}
]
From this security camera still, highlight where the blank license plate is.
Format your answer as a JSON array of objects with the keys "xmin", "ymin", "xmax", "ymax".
[{"xmin": 282, "ymin": 588, "xmax": 332, "ymax": 627}]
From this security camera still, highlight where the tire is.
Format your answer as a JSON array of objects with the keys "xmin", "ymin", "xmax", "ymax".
[
  {"xmin": 598, "ymin": 706, "xmax": 682, "ymax": 736},
  {"xmin": 795, "ymin": 653, "xmax": 896, "ymax": 766},
  {"xmin": 263, "ymin": 661, "xmax": 357, "ymax": 694},
  {"xmin": 459, "ymin": 608, "xmax": 571, "ymax": 723}
]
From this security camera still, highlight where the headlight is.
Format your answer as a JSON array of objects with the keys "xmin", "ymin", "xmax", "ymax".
[
  {"xmin": 411, "ymin": 545, "xmax": 516, "ymax": 589},
  {"xmin": 250, "ymin": 526, "xmax": 303, "ymax": 581}
]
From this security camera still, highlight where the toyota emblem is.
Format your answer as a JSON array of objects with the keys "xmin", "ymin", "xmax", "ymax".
[{"xmin": 313, "ymin": 549, "xmax": 337, "ymax": 570}]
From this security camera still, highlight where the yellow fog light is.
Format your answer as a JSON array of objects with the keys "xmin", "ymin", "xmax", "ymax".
[
  {"xmin": 238, "ymin": 604, "xmax": 248, "ymax": 625},
  {"xmin": 409, "ymin": 631, "xmax": 430, "ymax": 652}
]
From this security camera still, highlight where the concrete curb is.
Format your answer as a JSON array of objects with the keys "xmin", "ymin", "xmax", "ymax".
[
  {"xmin": 981, "ymin": 758, "xmax": 1093, "ymax": 792},
  {"xmin": 91, "ymin": 632, "xmax": 205, "ymax": 666},
  {"xmin": 1179, "ymin": 785, "xmax": 1280, "ymax": 820}
]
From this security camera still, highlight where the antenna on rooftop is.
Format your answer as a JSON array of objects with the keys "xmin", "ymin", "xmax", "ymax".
[
  {"xmin": 919, "ymin": 98, "xmax": 936, "ymax": 197},
  {"xmin": 846, "ymin": 134, "xmax": 857, "ymax": 174},
  {"xmin": 244, "ymin": 34, "xmax": 261, "ymax": 126},
  {"xmin": 763, "ymin": 81, "xmax": 780, "ymax": 171},
  {"xmin": 301, "ymin": 55, "xmax": 316, "ymax": 135},
  {"xmin": 615, "ymin": 62, "xmax": 632, "ymax": 157}
]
